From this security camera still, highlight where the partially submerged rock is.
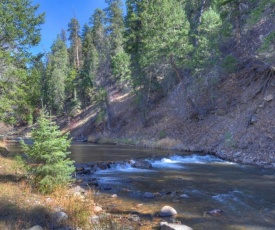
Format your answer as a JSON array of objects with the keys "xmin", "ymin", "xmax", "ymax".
[
  {"xmin": 159, "ymin": 205, "xmax": 177, "ymax": 217},
  {"xmin": 160, "ymin": 222, "xmax": 193, "ymax": 230},
  {"xmin": 132, "ymin": 160, "xmax": 152, "ymax": 169},
  {"xmin": 143, "ymin": 192, "xmax": 155, "ymax": 198},
  {"xmin": 204, "ymin": 209, "xmax": 223, "ymax": 217}
]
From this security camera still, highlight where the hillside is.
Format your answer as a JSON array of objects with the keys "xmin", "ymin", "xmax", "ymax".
[
  {"xmin": 66, "ymin": 2, "xmax": 275, "ymax": 168},
  {"xmin": 0, "ymin": 1, "xmax": 274, "ymax": 168}
]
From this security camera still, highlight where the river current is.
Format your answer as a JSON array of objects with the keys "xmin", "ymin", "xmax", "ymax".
[{"xmin": 69, "ymin": 144, "xmax": 275, "ymax": 230}]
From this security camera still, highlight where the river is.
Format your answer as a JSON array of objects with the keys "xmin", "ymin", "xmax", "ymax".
[{"xmin": 69, "ymin": 144, "xmax": 275, "ymax": 230}]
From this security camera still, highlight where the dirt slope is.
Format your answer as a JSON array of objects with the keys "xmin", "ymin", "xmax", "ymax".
[{"xmin": 67, "ymin": 6, "xmax": 275, "ymax": 168}]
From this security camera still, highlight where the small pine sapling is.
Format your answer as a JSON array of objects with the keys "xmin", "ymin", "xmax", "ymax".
[{"xmin": 21, "ymin": 112, "xmax": 75, "ymax": 194}]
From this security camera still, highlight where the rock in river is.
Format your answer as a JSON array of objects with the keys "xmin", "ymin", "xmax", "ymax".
[
  {"xmin": 143, "ymin": 192, "xmax": 155, "ymax": 198},
  {"xmin": 132, "ymin": 160, "xmax": 152, "ymax": 169},
  {"xmin": 160, "ymin": 222, "xmax": 193, "ymax": 230},
  {"xmin": 159, "ymin": 205, "xmax": 177, "ymax": 217},
  {"xmin": 204, "ymin": 209, "xmax": 223, "ymax": 217}
]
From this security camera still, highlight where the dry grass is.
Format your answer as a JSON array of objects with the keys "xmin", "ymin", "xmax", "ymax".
[
  {"xmin": 153, "ymin": 137, "xmax": 181, "ymax": 149},
  {"xmin": 0, "ymin": 156, "xmax": 97, "ymax": 229},
  {"xmin": 0, "ymin": 141, "xmax": 5, "ymax": 148},
  {"xmin": 0, "ymin": 156, "xmax": 138, "ymax": 230}
]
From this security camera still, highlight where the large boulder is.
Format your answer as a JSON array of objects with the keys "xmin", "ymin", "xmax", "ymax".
[
  {"xmin": 132, "ymin": 160, "xmax": 152, "ymax": 169},
  {"xmin": 159, "ymin": 206, "xmax": 177, "ymax": 217},
  {"xmin": 160, "ymin": 222, "xmax": 193, "ymax": 230}
]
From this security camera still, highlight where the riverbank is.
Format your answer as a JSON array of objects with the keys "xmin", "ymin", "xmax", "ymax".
[
  {"xmin": 85, "ymin": 134, "xmax": 275, "ymax": 169},
  {"xmin": 0, "ymin": 156, "xmax": 145, "ymax": 230}
]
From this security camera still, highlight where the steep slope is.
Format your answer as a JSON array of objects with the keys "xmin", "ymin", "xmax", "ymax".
[{"xmin": 66, "ymin": 2, "xmax": 275, "ymax": 167}]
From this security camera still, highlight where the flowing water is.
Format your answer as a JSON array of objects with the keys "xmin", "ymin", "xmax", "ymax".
[
  {"xmin": 69, "ymin": 144, "xmax": 275, "ymax": 230},
  {"xmin": 9, "ymin": 144, "xmax": 275, "ymax": 229}
]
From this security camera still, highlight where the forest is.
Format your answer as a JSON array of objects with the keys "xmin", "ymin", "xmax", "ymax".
[{"xmin": 0, "ymin": 0, "xmax": 274, "ymax": 128}]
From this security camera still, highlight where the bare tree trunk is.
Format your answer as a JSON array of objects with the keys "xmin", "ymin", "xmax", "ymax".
[
  {"xmin": 235, "ymin": 0, "xmax": 241, "ymax": 44},
  {"xmin": 170, "ymin": 54, "xmax": 182, "ymax": 82},
  {"xmin": 195, "ymin": 0, "xmax": 207, "ymax": 47}
]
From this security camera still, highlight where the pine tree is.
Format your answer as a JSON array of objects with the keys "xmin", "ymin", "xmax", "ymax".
[
  {"xmin": 21, "ymin": 112, "xmax": 75, "ymax": 194},
  {"xmin": 79, "ymin": 24, "xmax": 98, "ymax": 106},
  {"xmin": 192, "ymin": 7, "xmax": 222, "ymax": 69},
  {"xmin": 0, "ymin": 0, "xmax": 44, "ymax": 124},
  {"xmin": 105, "ymin": 0, "xmax": 131, "ymax": 85},
  {"xmin": 68, "ymin": 17, "xmax": 82, "ymax": 69},
  {"xmin": 46, "ymin": 35, "xmax": 69, "ymax": 114}
]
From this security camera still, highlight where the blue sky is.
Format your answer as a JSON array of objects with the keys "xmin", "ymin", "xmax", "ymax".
[{"xmin": 31, "ymin": 0, "xmax": 125, "ymax": 54}]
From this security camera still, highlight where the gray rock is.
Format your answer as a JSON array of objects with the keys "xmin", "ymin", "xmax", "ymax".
[
  {"xmin": 132, "ymin": 160, "xmax": 152, "ymax": 169},
  {"xmin": 73, "ymin": 185, "xmax": 86, "ymax": 193},
  {"xmin": 0, "ymin": 146, "xmax": 9, "ymax": 156},
  {"xmin": 243, "ymin": 157, "xmax": 253, "ymax": 164},
  {"xmin": 264, "ymin": 94, "xmax": 273, "ymax": 102},
  {"xmin": 160, "ymin": 222, "xmax": 193, "ymax": 230},
  {"xmin": 128, "ymin": 214, "xmax": 140, "ymax": 222},
  {"xmin": 90, "ymin": 215, "xmax": 100, "ymax": 224},
  {"xmin": 204, "ymin": 209, "xmax": 223, "ymax": 217},
  {"xmin": 94, "ymin": 206, "xmax": 103, "ymax": 213},
  {"xmin": 250, "ymin": 115, "xmax": 258, "ymax": 125},
  {"xmin": 27, "ymin": 225, "xmax": 43, "ymax": 230},
  {"xmin": 143, "ymin": 192, "xmax": 155, "ymax": 198},
  {"xmin": 52, "ymin": 211, "xmax": 68, "ymax": 223},
  {"xmin": 179, "ymin": 194, "xmax": 189, "ymax": 199},
  {"xmin": 233, "ymin": 152, "xmax": 241, "ymax": 158},
  {"xmin": 159, "ymin": 206, "xmax": 177, "ymax": 217}
]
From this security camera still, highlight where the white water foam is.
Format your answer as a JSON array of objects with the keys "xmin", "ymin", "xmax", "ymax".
[
  {"xmin": 150, "ymin": 154, "xmax": 231, "ymax": 169},
  {"xmin": 95, "ymin": 162, "xmax": 153, "ymax": 174},
  {"xmin": 151, "ymin": 157, "xmax": 184, "ymax": 169}
]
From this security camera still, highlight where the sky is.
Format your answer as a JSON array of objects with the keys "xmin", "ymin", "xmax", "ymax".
[{"xmin": 30, "ymin": 0, "xmax": 125, "ymax": 55}]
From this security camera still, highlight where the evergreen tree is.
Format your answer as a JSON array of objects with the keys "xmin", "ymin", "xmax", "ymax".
[
  {"xmin": 21, "ymin": 112, "xmax": 75, "ymax": 194},
  {"xmin": 0, "ymin": 0, "xmax": 44, "ymax": 124},
  {"xmin": 105, "ymin": 0, "xmax": 131, "ymax": 85},
  {"xmin": 68, "ymin": 17, "xmax": 82, "ymax": 69},
  {"xmin": 89, "ymin": 9, "xmax": 114, "ymax": 130},
  {"xmin": 193, "ymin": 7, "xmax": 222, "ymax": 69},
  {"xmin": 79, "ymin": 24, "xmax": 98, "ymax": 106},
  {"xmin": 46, "ymin": 35, "xmax": 69, "ymax": 114}
]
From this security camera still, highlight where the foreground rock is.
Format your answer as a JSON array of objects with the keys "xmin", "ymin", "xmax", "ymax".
[
  {"xmin": 0, "ymin": 146, "xmax": 9, "ymax": 157},
  {"xmin": 160, "ymin": 222, "xmax": 193, "ymax": 230},
  {"xmin": 159, "ymin": 206, "xmax": 177, "ymax": 217},
  {"xmin": 51, "ymin": 211, "xmax": 68, "ymax": 224}
]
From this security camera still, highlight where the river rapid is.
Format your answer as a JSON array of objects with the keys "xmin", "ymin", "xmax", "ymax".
[{"xmin": 69, "ymin": 144, "xmax": 275, "ymax": 230}]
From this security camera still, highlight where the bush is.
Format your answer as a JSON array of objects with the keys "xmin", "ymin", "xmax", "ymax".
[
  {"xmin": 21, "ymin": 112, "xmax": 75, "ymax": 194},
  {"xmin": 222, "ymin": 55, "xmax": 237, "ymax": 74}
]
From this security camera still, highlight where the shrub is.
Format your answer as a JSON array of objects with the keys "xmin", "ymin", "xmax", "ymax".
[
  {"xmin": 222, "ymin": 55, "xmax": 237, "ymax": 74},
  {"xmin": 21, "ymin": 112, "xmax": 75, "ymax": 194}
]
